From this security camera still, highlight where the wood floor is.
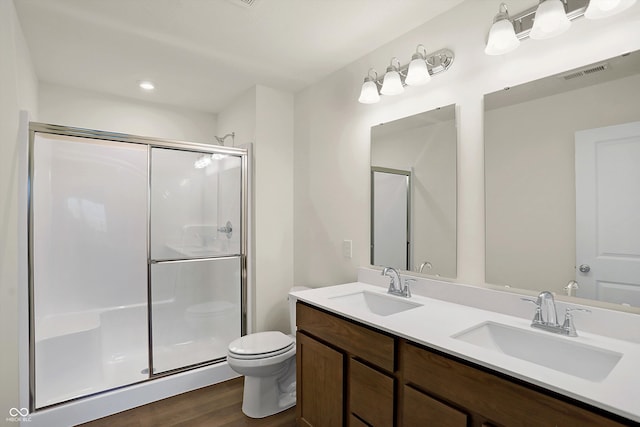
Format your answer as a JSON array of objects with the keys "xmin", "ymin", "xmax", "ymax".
[{"xmin": 78, "ymin": 377, "xmax": 296, "ymax": 427}]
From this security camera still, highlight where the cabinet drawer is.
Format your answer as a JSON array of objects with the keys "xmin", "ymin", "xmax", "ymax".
[
  {"xmin": 297, "ymin": 302, "xmax": 395, "ymax": 371},
  {"xmin": 349, "ymin": 358, "xmax": 394, "ymax": 427},
  {"xmin": 402, "ymin": 385, "xmax": 467, "ymax": 427},
  {"xmin": 402, "ymin": 341, "xmax": 627, "ymax": 427}
]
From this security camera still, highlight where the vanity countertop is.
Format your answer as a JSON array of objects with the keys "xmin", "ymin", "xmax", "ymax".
[{"xmin": 290, "ymin": 281, "xmax": 640, "ymax": 423}]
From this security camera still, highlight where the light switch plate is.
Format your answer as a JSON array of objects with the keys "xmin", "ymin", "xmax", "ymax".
[{"xmin": 342, "ymin": 240, "xmax": 352, "ymax": 258}]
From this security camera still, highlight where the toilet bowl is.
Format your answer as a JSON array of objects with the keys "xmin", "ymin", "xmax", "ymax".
[{"xmin": 226, "ymin": 286, "xmax": 308, "ymax": 418}]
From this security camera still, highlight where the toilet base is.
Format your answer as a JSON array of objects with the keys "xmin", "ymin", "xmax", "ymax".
[{"xmin": 240, "ymin": 358, "xmax": 296, "ymax": 418}]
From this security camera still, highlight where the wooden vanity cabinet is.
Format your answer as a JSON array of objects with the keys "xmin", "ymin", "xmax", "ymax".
[
  {"xmin": 401, "ymin": 341, "xmax": 630, "ymax": 427},
  {"xmin": 296, "ymin": 302, "xmax": 632, "ymax": 427},
  {"xmin": 296, "ymin": 302, "xmax": 396, "ymax": 427}
]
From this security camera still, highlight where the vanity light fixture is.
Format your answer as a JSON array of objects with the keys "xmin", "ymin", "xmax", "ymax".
[
  {"xmin": 358, "ymin": 46, "xmax": 454, "ymax": 104},
  {"xmin": 485, "ymin": 3, "xmax": 521, "ymax": 55},
  {"xmin": 484, "ymin": 0, "xmax": 637, "ymax": 55}
]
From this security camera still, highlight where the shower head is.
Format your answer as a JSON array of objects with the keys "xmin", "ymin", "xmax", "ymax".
[{"xmin": 214, "ymin": 132, "xmax": 235, "ymax": 146}]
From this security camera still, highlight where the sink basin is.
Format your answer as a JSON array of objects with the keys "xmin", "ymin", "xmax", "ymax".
[
  {"xmin": 452, "ymin": 322, "xmax": 622, "ymax": 382},
  {"xmin": 329, "ymin": 291, "xmax": 422, "ymax": 316}
]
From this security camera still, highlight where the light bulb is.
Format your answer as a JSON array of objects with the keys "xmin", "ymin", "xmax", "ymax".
[{"xmin": 530, "ymin": 0, "xmax": 571, "ymax": 40}]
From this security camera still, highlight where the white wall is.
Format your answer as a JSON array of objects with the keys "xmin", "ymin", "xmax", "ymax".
[
  {"xmin": 38, "ymin": 82, "xmax": 217, "ymax": 143},
  {"xmin": 485, "ymin": 73, "xmax": 640, "ymax": 293},
  {"xmin": 217, "ymin": 85, "xmax": 294, "ymax": 333},
  {"xmin": 255, "ymin": 86, "xmax": 294, "ymax": 332},
  {"xmin": 0, "ymin": 0, "xmax": 38, "ymax": 424},
  {"xmin": 293, "ymin": 0, "xmax": 640, "ymax": 290}
]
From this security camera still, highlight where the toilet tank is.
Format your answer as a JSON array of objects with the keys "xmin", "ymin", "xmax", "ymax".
[{"xmin": 288, "ymin": 286, "xmax": 310, "ymax": 334}]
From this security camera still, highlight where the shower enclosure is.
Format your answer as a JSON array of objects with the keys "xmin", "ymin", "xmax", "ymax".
[{"xmin": 28, "ymin": 123, "xmax": 248, "ymax": 410}]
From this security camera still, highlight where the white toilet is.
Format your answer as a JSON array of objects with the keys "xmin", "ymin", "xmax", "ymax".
[{"xmin": 226, "ymin": 287, "xmax": 308, "ymax": 418}]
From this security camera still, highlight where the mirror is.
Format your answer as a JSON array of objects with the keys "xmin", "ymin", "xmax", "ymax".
[
  {"xmin": 485, "ymin": 51, "xmax": 640, "ymax": 308},
  {"xmin": 370, "ymin": 104, "xmax": 457, "ymax": 278}
]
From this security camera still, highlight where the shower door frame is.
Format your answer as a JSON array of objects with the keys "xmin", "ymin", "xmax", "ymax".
[{"xmin": 27, "ymin": 122, "xmax": 249, "ymax": 411}]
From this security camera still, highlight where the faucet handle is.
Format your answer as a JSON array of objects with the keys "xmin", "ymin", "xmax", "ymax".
[
  {"xmin": 403, "ymin": 279, "xmax": 415, "ymax": 297},
  {"xmin": 521, "ymin": 298, "xmax": 543, "ymax": 324},
  {"xmin": 562, "ymin": 308, "xmax": 591, "ymax": 337}
]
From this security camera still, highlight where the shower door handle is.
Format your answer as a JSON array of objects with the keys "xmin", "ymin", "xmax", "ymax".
[{"xmin": 218, "ymin": 221, "xmax": 233, "ymax": 239}]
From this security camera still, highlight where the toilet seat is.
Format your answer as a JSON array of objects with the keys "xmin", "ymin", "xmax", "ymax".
[{"xmin": 228, "ymin": 331, "xmax": 294, "ymax": 360}]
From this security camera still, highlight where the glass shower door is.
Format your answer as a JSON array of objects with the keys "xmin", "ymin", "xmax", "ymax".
[
  {"xmin": 150, "ymin": 148, "xmax": 242, "ymax": 373},
  {"xmin": 31, "ymin": 133, "xmax": 148, "ymax": 408}
]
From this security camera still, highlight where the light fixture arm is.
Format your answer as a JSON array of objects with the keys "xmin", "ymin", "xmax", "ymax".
[
  {"xmin": 389, "ymin": 57, "xmax": 402, "ymax": 71},
  {"xmin": 366, "ymin": 68, "xmax": 382, "ymax": 89},
  {"xmin": 507, "ymin": 0, "xmax": 587, "ymax": 40},
  {"xmin": 494, "ymin": 2, "xmax": 511, "ymax": 23},
  {"xmin": 413, "ymin": 44, "xmax": 433, "ymax": 67}
]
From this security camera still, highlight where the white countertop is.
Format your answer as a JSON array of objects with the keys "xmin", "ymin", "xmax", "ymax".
[{"xmin": 291, "ymin": 281, "xmax": 640, "ymax": 423}]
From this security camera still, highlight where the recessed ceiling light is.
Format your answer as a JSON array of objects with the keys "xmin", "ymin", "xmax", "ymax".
[{"xmin": 139, "ymin": 81, "xmax": 155, "ymax": 91}]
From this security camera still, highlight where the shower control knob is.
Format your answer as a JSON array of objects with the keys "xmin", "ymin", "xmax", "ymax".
[{"xmin": 578, "ymin": 264, "xmax": 591, "ymax": 273}]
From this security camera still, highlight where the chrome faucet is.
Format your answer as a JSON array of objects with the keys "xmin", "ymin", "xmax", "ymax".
[
  {"xmin": 521, "ymin": 291, "xmax": 590, "ymax": 337},
  {"xmin": 381, "ymin": 267, "xmax": 411, "ymax": 298},
  {"xmin": 418, "ymin": 261, "xmax": 432, "ymax": 274}
]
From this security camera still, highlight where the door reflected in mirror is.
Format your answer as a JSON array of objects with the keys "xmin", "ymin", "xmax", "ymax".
[
  {"xmin": 484, "ymin": 51, "xmax": 640, "ymax": 308},
  {"xmin": 370, "ymin": 104, "xmax": 457, "ymax": 278}
]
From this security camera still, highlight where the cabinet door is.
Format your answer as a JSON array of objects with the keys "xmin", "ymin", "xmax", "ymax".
[
  {"xmin": 403, "ymin": 385, "xmax": 467, "ymax": 427},
  {"xmin": 297, "ymin": 332, "xmax": 344, "ymax": 427},
  {"xmin": 349, "ymin": 358, "xmax": 394, "ymax": 426}
]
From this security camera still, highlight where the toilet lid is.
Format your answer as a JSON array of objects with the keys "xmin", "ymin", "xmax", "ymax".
[{"xmin": 228, "ymin": 331, "xmax": 294, "ymax": 358}]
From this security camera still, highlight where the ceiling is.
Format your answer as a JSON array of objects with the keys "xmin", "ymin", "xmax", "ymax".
[{"xmin": 15, "ymin": 0, "xmax": 464, "ymax": 114}]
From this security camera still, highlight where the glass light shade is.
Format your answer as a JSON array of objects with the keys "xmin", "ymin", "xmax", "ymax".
[
  {"xmin": 584, "ymin": 0, "xmax": 637, "ymax": 19},
  {"xmin": 358, "ymin": 79, "xmax": 380, "ymax": 104},
  {"xmin": 380, "ymin": 69, "xmax": 404, "ymax": 95},
  {"xmin": 530, "ymin": 0, "xmax": 571, "ymax": 40},
  {"xmin": 405, "ymin": 57, "xmax": 431, "ymax": 86},
  {"xmin": 485, "ymin": 18, "xmax": 520, "ymax": 55}
]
